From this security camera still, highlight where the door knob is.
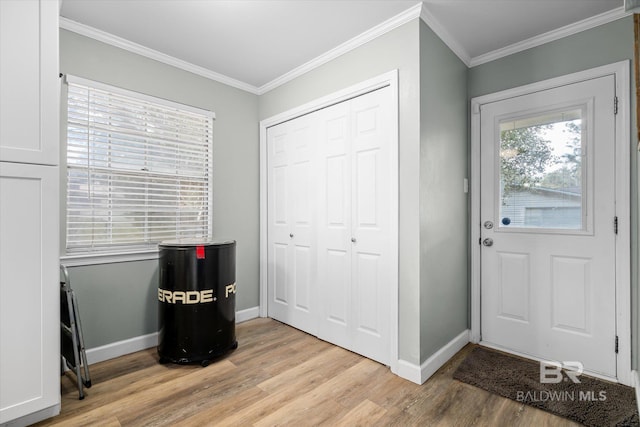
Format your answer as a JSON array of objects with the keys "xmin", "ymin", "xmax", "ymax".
[
  {"xmin": 482, "ymin": 238, "xmax": 493, "ymax": 247},
  {"xmin": 289, "ymin": 233, "xmax": 294, "ymax": 238},
  {"xmin": 351, "ymin": 237, "xmax": 356, "ymax": 243}
]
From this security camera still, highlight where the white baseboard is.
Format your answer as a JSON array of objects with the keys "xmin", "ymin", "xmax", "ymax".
[
  {"xmin": 86, "ymin": 331, "xmax": 159, "ymax": 365},
  {"xmin": 395, "ymin": 329, "xmax": 470, "ymax": 385},
  {"xmin": 236, "ymin": 306, "xmax": 260, "ymax": 323},
  {"xmin": 85, "ymin": 306, "xmax": 260, "ymax": 365},
  {"xmin": 395, "ymin": 359, "xmax": 423, "ymax": 384},
  {"xmin": 632, "ymin": 370, "xmax": 640, "ymax": 418}
]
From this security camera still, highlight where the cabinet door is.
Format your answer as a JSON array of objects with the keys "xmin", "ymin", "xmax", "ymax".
[
  {"xmin": 0, "ymin": 0, "xmax": 59, "ymax": 165},
  {"xmin": 0, "ymin": 162, "xmax": 60, "ymax": 423}
]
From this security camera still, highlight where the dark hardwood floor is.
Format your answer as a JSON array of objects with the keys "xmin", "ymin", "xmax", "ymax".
[{"xmin": 35, "ymin": 318, "xmax": 578, "ymax": 426}]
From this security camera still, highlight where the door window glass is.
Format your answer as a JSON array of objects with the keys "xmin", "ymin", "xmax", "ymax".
[{"xmin": 498, "ymin": 108, "xmax": 584, "ymax": 230}]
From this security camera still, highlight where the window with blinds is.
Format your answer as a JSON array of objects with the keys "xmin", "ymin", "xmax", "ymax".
[{"xmin": 65, "ymin": 76, "xmax": 215, "ymax": 255}]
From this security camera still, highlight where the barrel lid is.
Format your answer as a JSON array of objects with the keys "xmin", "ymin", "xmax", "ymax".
[{"xmin": 159, "ymin": 238, "xmax": 235, "ymax": 248}]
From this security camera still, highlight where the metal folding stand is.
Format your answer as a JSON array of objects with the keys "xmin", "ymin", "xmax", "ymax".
[{"xmin": 60, "ymin": 264, "xmax": 91, "ymax": 399}]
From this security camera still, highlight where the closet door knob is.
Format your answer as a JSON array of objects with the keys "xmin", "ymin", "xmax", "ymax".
[
  {"xmin": 289, "ymin": 233, "xmax": 294, "ymax": 238},
  {"xmin": 351, "ymin": 237, "xmax": 356, "ymax": 243}
]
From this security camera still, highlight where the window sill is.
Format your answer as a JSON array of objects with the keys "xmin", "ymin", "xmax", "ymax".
[{"xmin": 60, "ymin": 249, "xmax": 159, "ymax": 267}]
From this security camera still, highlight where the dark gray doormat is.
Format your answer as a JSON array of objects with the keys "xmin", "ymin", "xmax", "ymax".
[{"xmin": 453, "ymin": 346, "xmax": 639, "ymax": 426}]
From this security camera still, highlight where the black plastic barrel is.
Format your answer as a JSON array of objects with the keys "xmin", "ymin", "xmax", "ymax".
[{"xmin": 157, "ymin": 239, "xmax": 237, "ymax": 366}]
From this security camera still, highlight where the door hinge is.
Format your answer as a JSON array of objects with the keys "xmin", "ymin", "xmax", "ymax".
[
  {"xmin": 615, "ymin": 335, "xmax": 619, "ymax": 354},
  {"xmin": 614, "ymin": 216, "xmax": 618, "ymax": 234},
  {"xmin": 614, "ymin": 96, "xmax": 619, "ymax": 115}
]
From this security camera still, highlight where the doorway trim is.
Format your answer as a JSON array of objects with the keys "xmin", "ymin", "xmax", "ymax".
[
  {"xmin": 258, "ymin": 70, "xmax": 399, "ymax": 373},
  {"xmin": 470, "ymin": 61, "xmax": 631, "ymax": 386}
]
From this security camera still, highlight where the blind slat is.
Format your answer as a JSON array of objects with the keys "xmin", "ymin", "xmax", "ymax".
[{"xmin": 66, "ymin": 79, "xmax": 214, "ymax": 253}]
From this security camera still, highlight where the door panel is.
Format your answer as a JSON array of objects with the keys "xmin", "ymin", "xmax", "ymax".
[
  {"xmin": 294, "ymin": 246, "xmax": 312, "ymax": 311},
  {"xmin": 551, "ymin": 256, "xmax": 591, "ymax": 333},
  {"xmin": 497, "ymin": 252, "xmax": 530, "ymax": 322},
  {"xmin": 268, "ymin": 124, "xmax": 291, "ymax": 316},
  {"xmin": 273, "ymin": 243, "xmax": 288, "ymax": 303},
  {"xmin": 354, "ymin": 252, "xmax": 381, "ymax": 335},
  {"xmin": 318, "ymin": 100, "xmax": 352, "ymax": 346},
  {"xmin": 267, "ymin": 117, "xmax": 317, "ymax": 333},
  {"xmin": 350, "ymin": 88, "xmax": 391, "ymax": 364},
  {"xmin": 480, "ymin": 75, "xmax": 616, "ymax": 378}
]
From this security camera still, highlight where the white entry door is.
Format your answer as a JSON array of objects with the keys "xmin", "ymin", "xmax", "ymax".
[{"xmin": 480, "ymin": 75, "xmax": 618, "ymax": 378}]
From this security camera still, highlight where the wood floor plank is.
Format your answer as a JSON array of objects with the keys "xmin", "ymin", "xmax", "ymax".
[
  {"xmin": 252, "ymin": 359, "xmax": 386, "ymax": 427},
  {"xmin": 334, "ymin": 399, "xmax": 387, "ymax": 427},
  {"xmin": 35, "ymin": 319, "xmax": 581, "ymax": 427},
  {"xmin": 213, "ymin": 356, "xmax": 346, "ymax": 424},
  {"xmin": 52, "ymin": 359, "xmax": 200, "ymax": 419},
  {"xmin": 41, "ymin": 360, "xmax": 236, "ymax": 426},
  {"xmin": 256, "ymin": 345, "xmax": 360, "ymax": 393},
  {"xmin": 171, "ymin": 386, "xmax": 269, "ymax": 426}
]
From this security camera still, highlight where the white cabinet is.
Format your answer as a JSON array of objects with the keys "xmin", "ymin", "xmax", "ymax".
[
  {"xmin": 0, "ymin": 0, "xmax": 59, "ymax": 165},
  {"xmin": 0, "ymin": 164, "xmax": 60, "ymax": 424},
  {"xmin": 266, "ymin": 86, "xmax": 396, "ymax": 365},
  {"xmin": 0, "ymin": 0, "xmax": 60, "ymax": 424}
]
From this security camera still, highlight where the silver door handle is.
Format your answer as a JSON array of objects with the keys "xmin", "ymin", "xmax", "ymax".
[{"xmin": 482, "ymin": 238, "xmax": 493, "ymax": 247}]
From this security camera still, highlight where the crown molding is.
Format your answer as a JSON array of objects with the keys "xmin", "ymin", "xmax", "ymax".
[
  {"xmin": 61, "ymin": 3, "xmax": 626, "ymax": 95},
  {"xmin": 257, "ymin": 3, "xmax": 423, "ymax": 94},
  {"xmin": 469, "ymin": 7, "xmax": 630, "ymax": 67},
  {"xmin": 419, "ymin": 5, "xmax": 471, "ymax": 67},
  {"xmin": 59, "ymin": 17, "xmax": 261, "ymax": 94},
  {"xmin": 60, "ymin": 3, "xmax": 423, "ymax": 97}
]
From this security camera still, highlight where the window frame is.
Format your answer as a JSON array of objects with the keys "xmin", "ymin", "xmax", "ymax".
[{"xmin": 61, "ymin": 75, "xmax": 215, "ymax": 266}]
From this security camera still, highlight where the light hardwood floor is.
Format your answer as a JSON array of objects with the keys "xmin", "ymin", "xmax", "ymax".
[{"xmin": 36, "ymin": 318, "xmax": 578, "ymax": 426}]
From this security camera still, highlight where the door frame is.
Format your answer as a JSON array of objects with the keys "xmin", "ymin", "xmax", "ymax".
[
  {"xmin": 258, "ymin": 70, "xmax": 399, "ymax": 372},
  {"xmin": 470, "ymin": 61, "xmax": 631, "ymax": 385}
]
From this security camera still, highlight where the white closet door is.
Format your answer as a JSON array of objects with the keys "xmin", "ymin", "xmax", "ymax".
[
  {"xmin": 349, "ymin": 87, "xmax": 392, "ymax": 364},
  {"xmin": 267, "ymin": 85, "xmax": 394, "ymax": 366},
  {"xmin": 317, "ymin": 86, "xmax": 392, "ymax": 364},
  {"xmin": 266, "ymin": 115, "xmax": 317, "ymax": 334},
  {"xmin": 317, "ymin": 100, "xmax": 352, "ymax": 350}
]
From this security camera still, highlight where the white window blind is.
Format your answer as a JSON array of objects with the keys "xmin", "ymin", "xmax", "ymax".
[{"xmin": 65, "ymin": 76, "xmax": 215, "ymax": 254}]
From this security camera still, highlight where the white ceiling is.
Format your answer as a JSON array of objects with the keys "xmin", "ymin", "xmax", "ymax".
[{"xmin": 60, "ymin": 0, "xmax": 627, "ymax": 93}]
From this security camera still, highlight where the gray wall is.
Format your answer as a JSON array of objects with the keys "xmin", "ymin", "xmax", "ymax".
[
  {"xmin": 468, "ymin": 17, "xmax": 633, "ymax": 99},
  {"xmin": 418, "ymin": 21, "xmax": 469, "ymax": 359},
  {"xmin": 260, "ymin": 20, "xmax": 423, "ymax": 364},
  {"xmin": 468, "ymin": 16, "xmax": 638, "ymax": 369},
  {"xmin": 59, "ymin": 14, "xmax": 635, "ymax": 371},
  {"xmin": 59, "ymin": 29, "xmax": 260, "ymax": 348},
  {"xmin": 260, "ymin": 19, "xmax": 469, "ymax": 366}
]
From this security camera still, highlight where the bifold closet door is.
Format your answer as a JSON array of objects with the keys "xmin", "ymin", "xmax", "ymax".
[
  {"xmin": 266, "ymin": 114, "xmax": 318, "ymax": 335},
  {"xmin": 317, "ymin": 86, "xmax": 392, "ymax": 365},
  {"xmin": 266, "ymin": 85, "xmax": 393, "ymax": 366}
]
